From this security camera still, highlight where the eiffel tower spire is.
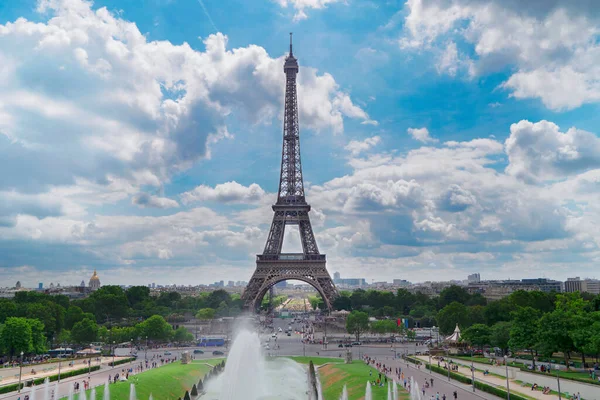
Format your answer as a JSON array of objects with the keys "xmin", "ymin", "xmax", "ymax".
[{"xmin": 241, "ymin": 35, "xmax": 338, "ymax": 312}]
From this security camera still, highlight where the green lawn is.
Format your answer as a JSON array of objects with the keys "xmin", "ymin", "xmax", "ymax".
[
  {"xmin": 66, "ymin": 362, "xmax": 212, "ymax": 400},
  {"xmin": 319, "ymin": 360, "xmax": 409, "ymax": 400},
  {"xmin": 287, "ymin": 356, "xmax": 343, "ymax": 365}
]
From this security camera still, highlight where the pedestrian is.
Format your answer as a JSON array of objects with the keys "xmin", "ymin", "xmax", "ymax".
[
  {"xmin": 431, "ymin": 378, "xmax": 434, "ymax": 387},
  {"xmin": 442, "ymin": 394, "xmax": 446, "ymax": 400},
  {"xmin": 436, "ymin": 392, "xmax": 440, "ymax": 400},
  {"xmin": 453, "ymin": 390, "xmax": 457, "ymax": 399}
]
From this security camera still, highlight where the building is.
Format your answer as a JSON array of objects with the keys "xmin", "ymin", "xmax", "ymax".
[
  {"xmin": 227, "ymin": 281, "xmax": 235, "ymax": 287},
  {"xmin": 38, "ymin": 283, "xmax": 43, "ymax": 290},
  {"xmin": 393, "ymin": 279, "xmax": 411, "ymax": 286},
  {"xmin": 564, "ymin": 277, "xmax": 600, "ymax": 294},
  {"xmin": 467, "ymin": 273, "xmax": 481, "ymax": 284},
  {"xmin": 333, "ymin": 271, "xmax": 341, "ymax": 280},
  {"xmin": 15, "ymin": 281, "xmax": 21, "ymax": 289},
  {"xmin": 88, "ymin": 270, "xmax": 101, "ymax": 291},
  {"xmin": 521, "ymin": 278, "xmax": 562, "ymax": 293}
]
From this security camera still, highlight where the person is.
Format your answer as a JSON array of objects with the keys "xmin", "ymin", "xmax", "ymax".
[
  {"xmin": 442, "ymin": 394, "xmax": 446, "ymax": 400},
  {"xmin": 431, "ymin": 378, "xmax": 434, "ymax": 387},
  {"xmin": 436, "ymin": 392, "xmax": 440, "ymax": 400},
  {"xmin": 453, "ymin": 390, "xmax": 457, "ymax": 399},
  {"xmin": 532, "ymin": 383, "xmax": 538, "ymax": 390}
]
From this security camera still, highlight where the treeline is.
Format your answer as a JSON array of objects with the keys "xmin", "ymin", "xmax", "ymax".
[
  {"xmin": 0, "ymin": 286, "xmax": 242, "ymax": 357},
  {"xmin": 336, "ymin": 286, "xmax": 600, "ymax": 368}
]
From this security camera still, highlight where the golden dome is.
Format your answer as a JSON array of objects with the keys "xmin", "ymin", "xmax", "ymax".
[{"xmin": 90, "ymin": 269, "xmax": 100, "ymax": 281}]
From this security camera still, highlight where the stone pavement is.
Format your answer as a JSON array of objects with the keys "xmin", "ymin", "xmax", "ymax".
[{"xmin": 363, "ymin": 354, "xmax": 498, "ymax": 400}]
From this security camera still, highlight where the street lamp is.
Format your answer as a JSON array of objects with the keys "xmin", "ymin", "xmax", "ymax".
[
  {"xmin": 112, "ymin": 341, "xmax": 116, "ymax": 368},
  {"xmin": 555, "ymin": 365, "xmax": 562, "ymax": 400},
  {"xmin": 145, "ymin": 336, "xmax": 148, "ymax": 361},
  {"xmin": 471, "ymin": 348, "xmax": 475, "ymax": 392},
  {"xmin": 504, "ymin": 355, "xmax": 510, "ymax": 400},
  {"xmin": 446, "ymin": 349, "xmax": 450, "ymax": 382},
  {"xmin": 58, "ymin": 344, "xmax": 63, "ymax": 383},
  {"xmin": 429, "ymin": 351, "xmax": 432, "ymax": 375},
  {"xmin": 18, "ymin": 351, "xmax": 24, "ymax": 393}
]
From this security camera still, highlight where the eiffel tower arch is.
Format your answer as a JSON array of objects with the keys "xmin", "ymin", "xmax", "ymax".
[{"xmin": 242, "ymin": 34, "xmax": 338, "ymax": 312}]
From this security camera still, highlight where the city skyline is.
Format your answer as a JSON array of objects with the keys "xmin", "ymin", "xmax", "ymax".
[{"xmin": 2, "ymin": 0, "xmax": 600, "ymax": 286}]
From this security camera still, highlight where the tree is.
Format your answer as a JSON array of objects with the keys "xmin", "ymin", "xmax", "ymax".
[
  {"xmin": 196, "ymin": 308, "xmax": 216, "ymax": 321},
  {"xmin": 173, "ymin": 327, "xmax": 193, "ymax": 343},
  {"xmin": 65, "ymin": 306, "xmax": 84, "ymax": 330},
  {"xmin": 436, "ymin": 302, "xmax": 470, "ymax": 334},
  {"xmin": 28, "ymin": 318, "xmax": 47, "ymax": 354},
  {"xmin": 71, "ymin": 318, "xmax": 98, "ymax": 344},
  {"xmin": 346, "ymin": 311, "xmax": 369, "ymax": 342},
  {"xmin": 461, "ymin": 324, "xmax": 491, "ymax": 350},
  {"xmin": 126, "ymin": 286, "xmax": 151, "ymax": 308},
  {"xmin": 87, "ymin": 286, "xmax": 129, "ymax": 322},
  {"xmin": 191, "ymin": 384, "xmax": 198, "ymax": 396},
  {"xmin": 370, "ymin": 320, "xmax": 398, "ymax": 335},
  {"xmin": 509, "ymin": 307, "xmax": 541, "ymax": 369},
  {"xmin": 490, "ymin": 321, "xmax": 512, "ymax": 355},
  {"xmin": 0, "ymin": 300, "xmax": 17, "ymax": 323},
  {"xmin": 57, "ymin": 329, "xmax": 71, "ymax": 345},
  {"xmin": 138, "ymin": 315, "xmax": 172, "ymax": 341},
  {"xmin": 438, "ymin": 286, "xmax": 471, "ymax": 309},
  {"xmin": 0, "ymin": 317, "xmax": 33, "ymax": 356},
  {"xmin": 183, "ymin": 390, "xmax": 191, "ymax": 400}
]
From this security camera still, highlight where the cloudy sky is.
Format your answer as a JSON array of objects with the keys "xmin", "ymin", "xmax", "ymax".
[{"xmin": 1, "ymin": 0, "xmax": 600, "ymax": 287}]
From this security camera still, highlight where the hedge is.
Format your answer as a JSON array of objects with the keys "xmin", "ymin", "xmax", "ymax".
[
  {"xmin": 425, "ymin": 363, "xmax": 530, "ymax": 400},
  {"xmin": 109, "ymin": 357, "xmax": 136, "ymax": 367},
  {"xmin": 517, "ymin": 367, "xmax": 600, "ymax": 386},
  {"xmin": 0, "ymin": 366, "xmax": 100, "ymax": 394}
]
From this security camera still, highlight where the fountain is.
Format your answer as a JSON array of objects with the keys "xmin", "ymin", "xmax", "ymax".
[
  {"xmin": 149, "ymin": 394, "xmax": 153, "ymax": 400},
  {"xmin": 129, "ymin": 384, "xmax": 137, "ymax": 400},
  {"xmin": 388, "ymin": 381, "xmax": 392, "ymax": 400},
  {"xmin": 365, "ymin": 381, "xmax": 372, "ymax": 400},
  {"xmin": 339, "ymin": 385, "xmax": 348, "ymax": 400},
  {"xmin": 393, "ymin": 379, "xmax": 399, "ymax": 400},
  {"xmin": 90, "ymin": 386, "xmax": 96, "ymax": 400},
  {"xmin": 43, "ymin": 377, "xmax": 50, "ymax": 400},
  {"xmin": 409, "ymin": 377, "xmax": 422, "ymax": 400},
  {"xmin": 79, "ymin": 388, "xmax": 87, "ymax": 400},
  {"xmin": 27, "ymin": 382, "xmax": 37, "ymax": 400},
  {"xmin": 202, "ymin": 329, "xmax": 309, "ymax": 399},
  {"xmin": 68, "ymin": 384, "xmax": 74, "ymax": 400},
  {"xmin": 53, "ymin": 381, "xmax": 59, "ymax": 400},
  {"xmin": 103, "ymin": 382, "xmax": 110, "ymax": 400}
]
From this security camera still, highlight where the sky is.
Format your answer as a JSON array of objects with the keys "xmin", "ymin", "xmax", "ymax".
[{"xmin": 1, "ymin": 0, "xmax": 600, "ymax": 287}]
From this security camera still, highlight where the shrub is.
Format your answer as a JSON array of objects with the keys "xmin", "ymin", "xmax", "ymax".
[
  {"xmin": 0, "ymin": 366, "xmax": 100, "ymax": 394},
  {"xmin": 183, "ymin": 390, "xmax": 191, "ymax": 400},
  {"xmin": 198, "ymin": 379, "xmax": 203, "ymax": 391},
  {"xmin": 191, "ymin": 384, "xmax": 198, "ymax": 396},
  {"xmin": 109, "ymin": 357, "xmax": 136, "ymax": 367}
]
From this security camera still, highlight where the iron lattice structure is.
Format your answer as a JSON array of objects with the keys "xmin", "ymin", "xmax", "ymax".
[{"xmin": 242, "ymin": 34, "xmax": 338, "ymax": 311}]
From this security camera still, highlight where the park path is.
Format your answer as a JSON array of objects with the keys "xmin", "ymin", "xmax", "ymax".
[{"xmin": 415, "ymin": 356, "xmax": 561, "ymax": 400}]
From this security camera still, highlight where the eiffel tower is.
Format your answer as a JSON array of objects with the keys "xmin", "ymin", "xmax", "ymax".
[{"xmin": 242, "ymin": 34, "xmax": 338, "ymax": 311}]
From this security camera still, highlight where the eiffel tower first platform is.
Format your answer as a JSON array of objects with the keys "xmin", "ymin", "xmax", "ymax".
[{"xmin": 241, "ymin": 34, "xmax": 338, "ymax": 311}]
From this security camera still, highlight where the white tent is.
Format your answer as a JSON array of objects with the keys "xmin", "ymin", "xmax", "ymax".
[{"xmin": 445, "ymin": 324, "xmax": 461, "ymax": 342}]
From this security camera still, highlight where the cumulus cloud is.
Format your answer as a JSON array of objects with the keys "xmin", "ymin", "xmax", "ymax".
[
  {"xmin": 274, "ymin": 0, "xmax": 346, "ymax": 21},
  {"xmin": 131, "ymin": 193, "xmax": 179, "ymax": 209},
  {"xmin": 400, "ymin": 0, "xmax": 600, "ymax": 110},
  {"xmin": 344, "ymin": 136, "xmax": 381, "ymax": 156},
  {"xmin": 505, "ymin": 120, "xmax": 600, "ymax": 183},
  {"xmin": 181, "ymin": 181, "xmax": 267, "ymax": 204},
  {"xmin": 407, "ymin": 127, "xmax": 437, "ymax": 143}
]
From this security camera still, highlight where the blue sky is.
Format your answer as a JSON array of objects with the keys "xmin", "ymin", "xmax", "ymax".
[{"xmin": 1, "ymin": 0, "xmax": 600, "ymax": 287}]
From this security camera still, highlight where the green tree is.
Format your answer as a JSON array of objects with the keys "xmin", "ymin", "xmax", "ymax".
[
  {"xmin": 126, "ymin": 286, "xmax": 151, "ymax": 308},
  {"xmin": 191, "ymin": 384, "xmax": 198, "ymax": 396},
  {"xmin": 370, "ymin": 320, "xmax": 398, "ymax": 335},
  {"xmin": 436, "ymin": 302, "xmax": 470, "ymax": 334},
  {"xmin": 509, "ymin": 307, "xmax": 541, "ymax": 369},
  {"xmin": 0, "ymin": 317, "xmax": 33, "ymax": 356},
  {"xmin": 173, "ymin": 327, "xmax": 193, "ymax": 343},
  {"xmin": 438, "ymin": 286, "xmax": 471, "ymax": 309},
  {"xmin": 65, "ymin": 306, "xmax": 84, "ymax": 330},
  {"xmin": 346, "ymin": 310, "xmax": 369, "ymax": 342},
  {"xmin": 490, "ymin": 321, "xmax": 512, "ymax": 355},
  {"xmin": 88, "ymin": 286, "xmax": 129, "ymax": 322},
  {"xmin": 0, "ymin": 300, "xmax": 17, "ymax": 323},
  {"xmin": 57, "ymin": 329, "xmax": 71, "ymax": 345},
  {"xmin": 28, "ymin": 318, "xmax": 47, "ymax": 353},
  {"xmin": 138, "ymin": 315, "xmax": 172, "ymax": 341},
  {"xmin": 183, "ymin": 390, "xmax": 191, "ymax": 400},
  {"xmin": 71, "ymin": 318, "xmax": 98, "ymax": 344},
  {"xmin": 461, "ymin": 323, "xmax": 491, "ymax": 350}
]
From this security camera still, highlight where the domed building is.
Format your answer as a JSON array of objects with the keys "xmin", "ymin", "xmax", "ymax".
[{"xmin": 89, "ymin": 269, "xmax": 101, "ymax": 291}]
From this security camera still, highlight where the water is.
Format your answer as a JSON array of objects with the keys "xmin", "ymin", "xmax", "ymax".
[
  {"xmin": 29, "ymin": 383, "xmax": 37, "ymax": 400},
  {"xmin": 103, "ymin": 382, "xmax": 110, "ymax": 400},
  {"xmin": 365, "ymin": 381, "xmax": 372, "ymax": 400},
  {"xmin": 315, "ymin": 371, "xmax": 323, "ymax": 400},
  {"xmin": 79, "ymin": 389, "xmax": 87, "ymax": 400},
  {"xmin": 202, "ymin": 329, "xmax": 309, "ymax": 399},
  {"xmin": 53, "ymin": 382, "xmax": 59, "ymax": 400},
  {"xmin": 339, "ymin": 384, "xmax": 348, "ymax": 400},
  {"xmin": 129, "ymin": 384, "xmax": 136, "ymax": 400},
  {"xmin": 43, "ymin": 378, "xmax": 50, "ymax": 400},
  {"xmin": 393, "ymin": 379, "xmax": 399, "ymax": 400},
  {"xmin": 90, "ymin": 387, "xmax": 96, "ymax": 400},
  {"xmin": 149, "ymin": 395, "xmax": 153, "ymax": 400},
  {"xmin": 388, "ymin": 381, "xmax": 392, "ymax": 400},
  {"xmin": 410, "ymin": 377, "xmax": 422, "ymax": 400},
  {"xmin": 68, "ymin": 384, "xmax": 74, "ymax": 400}
]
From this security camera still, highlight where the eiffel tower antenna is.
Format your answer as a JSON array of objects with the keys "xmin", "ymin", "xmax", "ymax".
[{"xmin": 242, "ymin": 35, "xmax": 338, "ymax": 312}]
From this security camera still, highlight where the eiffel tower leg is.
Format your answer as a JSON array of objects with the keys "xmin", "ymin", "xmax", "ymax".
[
  {"xmin": 262, "ymin": 211, "xmax": 286, "ymax": 255},
  {"xmin": 298, "ymin": 211, "xmax": 319, "ymax": 255}
]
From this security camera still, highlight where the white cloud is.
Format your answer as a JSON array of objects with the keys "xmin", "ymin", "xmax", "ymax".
[
  {"xmin": 131, "ymin": 193, "xmax": 179, "ymax": 209},
  {"xmin": 505, "ymin": 120, "xmax": 600, "ymax": 183},
  {"xmin": 400, "ymin": 0, "xmax": 600, "ymax": 110},
  {"xmin": 407, "ymin": 127, "xmax": 438, "ymax": 143},
  {"xmin": 344, "ymin": 136, "xmax": 381, "ymax": 156},
  {"xmin": 181, "ymin": 181, "xmax": 267, "ymax": 204},
  {"xmin": 274, "ymin": 0, "xmax": 346, "ymax": 21}
]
